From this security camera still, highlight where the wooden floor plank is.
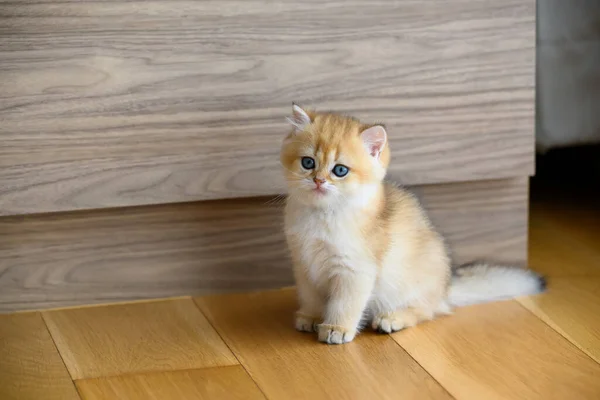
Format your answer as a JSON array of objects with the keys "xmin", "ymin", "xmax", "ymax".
[
  {"xmin": 392, "ymin": 300, "xmax": 600, "ymax": 400},
  {"xmin": 529, "ymin": 203, "xmax": 600, "ymax": 277},
  {"xmin": 545, "ymin": 207, "xmax": 600, "ymax": 254},
  {"xmin": 195, "ymin": 289, "xmax": 452, "ymax": 400},
  {"xmin": 75, "ymin": 366, "xmax": 264, "ymax": 400},
  {"xmin": 43, "ymin": 298, "xmax": 237, "ymax": 380},
  {"xmin": 519, "ymin": 277, "xmax": 600, "ymax": 364},
  {"xmin": 0, "ymin": 313, "xmax": 80, "ymax": 400}
]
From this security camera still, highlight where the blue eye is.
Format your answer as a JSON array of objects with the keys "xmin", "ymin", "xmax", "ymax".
[
  {"xmin": 301, "ymin": 157, "xmax": 315, "ymax": 170},
  {"xmin": 332, "ymin": 164, "xmax": 349, "ymax": 177}
]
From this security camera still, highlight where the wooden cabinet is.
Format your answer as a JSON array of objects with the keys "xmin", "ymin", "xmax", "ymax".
[{"xmin": 0, "ymin": 0, "xmax": 535, "ymax": 311}]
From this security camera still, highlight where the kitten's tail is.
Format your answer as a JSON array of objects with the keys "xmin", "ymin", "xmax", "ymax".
[{"xmin": 446, "ymin": 263, "xmax": 546, "ymax": 307}]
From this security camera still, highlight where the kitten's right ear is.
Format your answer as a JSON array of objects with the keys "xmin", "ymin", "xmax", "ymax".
[{"xmin": 286, "ymin": 103, "xmax": 312, "ymax": 133}]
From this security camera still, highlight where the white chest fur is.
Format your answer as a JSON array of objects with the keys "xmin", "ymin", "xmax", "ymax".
[{"xmin": 285, "ymin": 205, "xmax": 373, "ymax": 284}]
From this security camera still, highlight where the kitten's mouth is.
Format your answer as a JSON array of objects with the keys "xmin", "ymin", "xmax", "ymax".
[{"xmin": 312, "ymin": 187, "xmax": 327, "ymax": 195}]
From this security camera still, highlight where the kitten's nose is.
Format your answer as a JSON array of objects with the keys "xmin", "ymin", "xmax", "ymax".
[{"xmin": 313, "ymin": 177, "xmax": 326, "ymax": 188}]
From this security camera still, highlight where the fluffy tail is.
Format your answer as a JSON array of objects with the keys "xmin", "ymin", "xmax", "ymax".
[{"xmin": 447, "ymin": 263, "xmax": 546, "ymax": 307}]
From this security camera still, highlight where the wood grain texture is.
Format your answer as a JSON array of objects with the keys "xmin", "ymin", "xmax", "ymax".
[
  {"xmin": 519, "ymin": 278, "xmax": 600, "ymax": 364},
  {"xmin": 43, "ymin": 298, "xmax": 238, "ymax": 379},
  {"xmin": 0, "ymin": 0, "xmax": 535, "ymax": 215},
  {"xmin": 195, "ymin": 289, "xmax": 452, "ymax": 400},
  {"xmin": 0, "ymin": 178, "xmax": 528, "ymax": 312},
  {"xmin": 0, "ymin": 313, "xmax": 80, "ymax": 400},
  {"xmin": 0, "ymin": 195, "xmax": 292, "ymax": 312},
  {"xmin": 392, "ymin": 301, "xmax": 600, "ymax": 400},
  {"xmin": 75, "ymin": 366, "xmax": 265, "ymax": 400}
]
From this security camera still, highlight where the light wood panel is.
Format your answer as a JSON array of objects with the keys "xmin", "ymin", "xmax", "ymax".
[
  {"xmin": 0, "ymin": 195, "xmax": 292, "ymax": 313},
  {"xmin": 43, "ymin": 298, "xmax": 237, "ymax": 379},
  {"xmin": 392, "ymin": 301, "xmax": 600, "ymax": 400},
  {"xmin": 195, "ymin": 289, "xmax": 452, "ymax": 400},
  {"xmin": 0, "ymin": 178, "xmax": 528, "ymax": 312},
  {"xmin": 0, "ymin": 0, "xmax": 535, "ymax": 215},
  {"xmin": 417, "ymin": 178, "xmax": 528, "ymax": 266},
  {"xmin": 75, "ymin": 366, "xmax": 265, "ymax": 400},
  {"xmin": 519, "ymin": 278, "xmax": 600, "ymax": 364},
  {"xmin": 0, "ymin": 313, "xmax": 80, "ymax": 400}
]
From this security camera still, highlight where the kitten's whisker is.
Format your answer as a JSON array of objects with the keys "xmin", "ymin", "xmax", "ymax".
[{"xmin": 264, "ymin": 194, "xmax": 287, "ymax": 207}]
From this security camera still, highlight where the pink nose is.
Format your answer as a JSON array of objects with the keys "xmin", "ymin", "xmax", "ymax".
[{"xmin": 313, "ymin": 178, "xmax": 325, "ymax": 188}]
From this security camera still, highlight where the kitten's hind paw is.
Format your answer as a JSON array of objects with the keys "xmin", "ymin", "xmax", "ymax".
[
  {"xmin": 317, "ymin": 324, "xmax": 356, "ymax": 344},
  {"xmin": 372, "ymin": 311, "xmax": 417, "ymax": 333},
  {"xmin": 295, "ymin": 313, "xmax": 318, "ymax": 333}
]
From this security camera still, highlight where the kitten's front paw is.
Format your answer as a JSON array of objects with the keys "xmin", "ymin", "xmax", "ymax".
[
  {"xmin": 295, "ymin": 314, "xmax": 318, "ymax": 333},
  {"xmin": 317, "ymin": 324, "xmax": 356, "ymax": 344}
]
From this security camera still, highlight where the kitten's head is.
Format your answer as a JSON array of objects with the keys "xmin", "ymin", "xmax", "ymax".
[{"xmin": 280, "ymin": 104, "xmax": 390, "ymax": 207}]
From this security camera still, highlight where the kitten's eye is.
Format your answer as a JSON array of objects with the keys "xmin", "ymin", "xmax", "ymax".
[
  {"xmin": 332, "ymin": 164, "xmax": 349, "ymax": 177},
  {"xmin": 301, "ymin": 157, "xmax": 315, "ymax": 170}
]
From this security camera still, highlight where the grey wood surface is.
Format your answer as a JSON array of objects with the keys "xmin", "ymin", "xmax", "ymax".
[
  {"xmin": 0, "ymin": 178, "xmax": 528, "ymax": 312},
  {"xmin": 0, "ymin": 1, "xmax": 535, "ymax": 215}
]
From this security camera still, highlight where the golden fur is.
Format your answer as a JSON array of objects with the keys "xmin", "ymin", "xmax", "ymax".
[{"xmin": 281, "ymin": 105, "xmax": 545, "ymax": 344}]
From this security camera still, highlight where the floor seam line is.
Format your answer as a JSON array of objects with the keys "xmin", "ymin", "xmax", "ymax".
[
  {"xmin": 40, "ymin": 312, "xmax": 84, "ymax": 400},
  {"xmin": 514, "ymin": 299, "xmax": 600, "ymax": 365},
  {"xmin": 191, "ymin": 298, "xmax": 271, "ymax": 400},
  {"xmin": 72, "ymin": 364, "xmax": 242, "ymax": 382},
  {"xmin": 387, "ymin": 335, "xmax": 457, "ymax": 400}
]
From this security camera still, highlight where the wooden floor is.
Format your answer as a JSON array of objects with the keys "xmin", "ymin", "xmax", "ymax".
[{"xmin": 2, "ymin": 189, "xmax": 600, "ymax": 400}]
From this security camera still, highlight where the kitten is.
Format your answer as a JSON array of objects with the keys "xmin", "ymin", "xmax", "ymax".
[{"xmin": 281, "ymin": 104, "xmax": 545, "ymax": 345}]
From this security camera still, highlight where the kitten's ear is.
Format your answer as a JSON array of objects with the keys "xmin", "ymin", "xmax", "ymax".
[
  {"xmin": 360, "ymin": 125, "xmax": 387, "ymax": 159},
  {"xmin": 360, "ymin": 125, "xmax": 387, "ymax": 158},
  {"xmin": 286, "ymin": 103, "xmax": 312, "ymax": 133}
]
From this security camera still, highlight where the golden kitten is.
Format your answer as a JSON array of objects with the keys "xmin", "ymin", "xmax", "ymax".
[{"xmin": 281, "ymin": 104, "xmax": 545, "ymax": 345}]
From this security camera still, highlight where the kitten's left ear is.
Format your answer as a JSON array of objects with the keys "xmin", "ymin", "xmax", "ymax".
[
  {"xmin": 360, "ymin": 125, "xmax": 387, "ymax": 159},
  {"xmin": 286, "ymin": 103, "xmax": 312, "ymax": 133}
]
